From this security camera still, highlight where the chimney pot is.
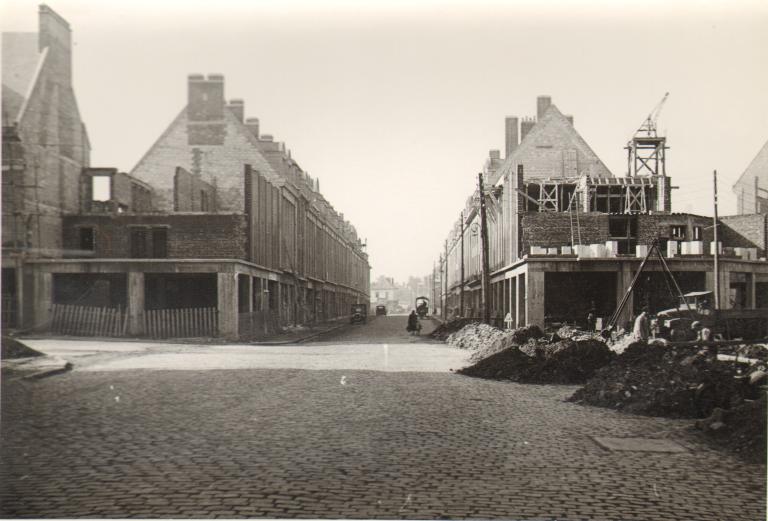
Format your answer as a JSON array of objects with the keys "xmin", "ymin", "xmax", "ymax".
[
  {"xmin": 489, "ymin": 150, "xmax": 500, "ymax": 160},
  {"xmin": 188, "ymin": 74, "xmax": 225, "ymax": 121},
  {"xmin": 227, "ymin": 99, "xmax": 244, "ymax": 123},
  {"xmin": 537, "ymin": 95, "xmax": 552, "ymax": 120},
  {"xmin": 566, "ymin": 114, "xmax": 574, "ymax": 125},
  {"xmin": 505, "ymin": 116, "xmax": 519, "ymax": 158},
  {"xmin": 245, "ymin": 117, "xmax": 260, "ymax": 138}
]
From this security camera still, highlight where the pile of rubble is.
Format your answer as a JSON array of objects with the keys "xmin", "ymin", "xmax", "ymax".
[
  {"xmin": 695, "ymin": 394, "xmax": 766, "ymax": 464},
  {"xmin": 429, "ymin": 318, "xmax": 479, "ymax": 341},
  {"xmin": 446, "ymin": 323, "xmax": 507, "ymax": 351},
  {"xmin": 458, "ymin": 329, "xmax": 615, "ymax": 385},
  {"xmin": 568, "ymin": 342, "xmax": 764, "ymax": 418}
]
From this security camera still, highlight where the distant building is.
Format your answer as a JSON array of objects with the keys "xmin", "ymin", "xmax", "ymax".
[
  {"xmin": 732, "ymin": 139, "xmax": 768, "ymax": 215},
  {"xmin": 2, "ymin": 5, "xmax": 91, "ymax": 328}
]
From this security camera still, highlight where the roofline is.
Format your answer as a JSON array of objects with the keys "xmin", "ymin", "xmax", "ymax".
[{"xmin": 16, "ymin": 46, "xmax": 48, "ymax": 123}]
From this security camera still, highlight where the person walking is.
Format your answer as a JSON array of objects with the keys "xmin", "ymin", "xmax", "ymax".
[{"xmin": 406, "ymin": 310, "xmax": 420, "ymax": 335}]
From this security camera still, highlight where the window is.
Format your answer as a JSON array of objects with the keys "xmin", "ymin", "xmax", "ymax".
[
  {"xmin": 670, "ymin": 225, "xmax": 686, "ymax": 240},
  {"xmin": 693, "ymin": 226, "xmax": 702, "ymax": 240},
  {"xmin": 152, "ymin": 228, "xmax": 168, "ymax": 258},
  {"xmin": 79, "ymin": 227, "xmax": 95, "ymax": 252},
  {"xmin": 608, "ymin": 216, "xmax": 638, "ymax": 255},
  {"xmin": 130, "ymin": 229, "xmax": 148, "ymax": 258},
  {"xmin": 91, "ymin": 176, "xmax": 111, "ymax": 201}
]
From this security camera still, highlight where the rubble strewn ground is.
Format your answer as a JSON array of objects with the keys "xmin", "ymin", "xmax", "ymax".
[
  {"xmin": 429, "ymin": 318, "xmax": 479, "ymax": 341},
  {"xmin": 444, "ymin": 323, "xmax": 767, "ymax": 463}
]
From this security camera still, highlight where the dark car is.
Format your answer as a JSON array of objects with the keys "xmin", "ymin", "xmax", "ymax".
[
  {"xmin": 350, "ymin": 303, "xmax": 368, "ymax": 324},
  {"xmin": 375, "ymin": 305, "xmax": 387, "ymax": 316}
]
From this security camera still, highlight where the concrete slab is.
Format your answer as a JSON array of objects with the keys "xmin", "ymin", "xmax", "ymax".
[{"xmin": 593, "ymin": 436, "xmax": 688, "ymax": 453}]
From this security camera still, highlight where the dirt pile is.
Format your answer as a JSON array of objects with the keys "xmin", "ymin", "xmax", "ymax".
[
  {"xmin": 568, "ymin": 342, "xmax": 763, "ymax": 419},
  {"xmin": 695, "ymin": 394, "xmax": 767, "ymax": 464},
  {"xmin": 460, "ymin": 338, "xmax": 615, "ymax": 384},
  {"xmin": 1, "ymin": 336, "xmax": 43, "ymax": 359},
  {"xmin": 429, "ymin": 318, "xmax": 478, "ymax": 341},
  {"xmin": 468, "ymin": 325, "xmax": 545, "ymax": 363},
  {"xmin": 446, "ymin": 323, "xmax": 506, "ymax": 351}
]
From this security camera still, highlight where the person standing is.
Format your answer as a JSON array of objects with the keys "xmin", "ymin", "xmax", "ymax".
[
  {"xmin": 406, "ymin": 310, "xmax": 420, "ymax": 336},
  {"xmin": 633, "ymin": 308, "xmax": 650, "ymax": 341}
]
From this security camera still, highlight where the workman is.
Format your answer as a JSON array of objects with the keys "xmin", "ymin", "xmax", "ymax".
[{"xmin": 633, "ymin": 308, "xmax": 650, "ymax": 341}]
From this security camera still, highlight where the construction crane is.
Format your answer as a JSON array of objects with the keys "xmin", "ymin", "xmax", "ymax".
[
  {"xmin": 631, "ymin": 92, "xmax": 669, "ymax": 139},
  {"xmin": 626, "ymin": 92, "xmax": 670, "ymax": 177}
]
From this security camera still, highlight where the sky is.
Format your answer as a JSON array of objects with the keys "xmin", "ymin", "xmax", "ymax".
[{"xmin": 3, "ymin": 0, "xmax": 768, "ymax": 282}]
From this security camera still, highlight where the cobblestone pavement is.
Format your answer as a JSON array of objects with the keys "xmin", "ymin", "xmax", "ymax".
[{"xmin": 1, "ymin": 317, "xmax": 765, "ymax": 520}]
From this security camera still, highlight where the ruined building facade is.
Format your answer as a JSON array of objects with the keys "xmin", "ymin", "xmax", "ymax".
[
  {"xmin": 732, "ymin": 139, "xmax": 768, "ymax": 215},
  {"xmin": 438, "ymin": 96, "xmax": 768, "ymax": 330},
  {"xmin": 2, "ymin": 5, "xmax": 91, "ymax": 329},
  {"xmin": 2, "ymin": 7, "xmax": 370, "ymax": 338}
]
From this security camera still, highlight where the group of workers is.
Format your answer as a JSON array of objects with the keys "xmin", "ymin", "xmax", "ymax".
[{"xmin": 632, "ymin": 308, "xmax": 712, "ymax": 343}]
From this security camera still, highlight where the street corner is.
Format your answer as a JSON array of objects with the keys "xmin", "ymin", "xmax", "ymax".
[{"xmin": 1, "ymin": 355, "xmax": 73, "ymax": 382}]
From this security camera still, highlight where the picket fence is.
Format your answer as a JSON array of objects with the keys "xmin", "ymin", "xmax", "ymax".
[
  {"xmin": 143, "ymin": 307, "xmax": 218, "ymax": 339},
  {"xmin": 50, "ymin": 304, "xmax": 127, "ymax": 336}
]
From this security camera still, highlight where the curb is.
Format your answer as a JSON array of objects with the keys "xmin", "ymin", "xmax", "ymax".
[
  {"xmin": 23, "ymin": 361, "xmax": 73, "ymax": 380},
  {"xmin": 249, "ymin": 322, "xmax": 349, "ymax": 346}
]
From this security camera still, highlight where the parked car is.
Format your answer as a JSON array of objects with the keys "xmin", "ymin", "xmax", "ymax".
[
  {"xmin": 350, "ymin": 303, "xmax": 368, "ymax": 324},
  {"xmin": 375, "ymin": 305, "xmax": 387, "ymax": 316}
]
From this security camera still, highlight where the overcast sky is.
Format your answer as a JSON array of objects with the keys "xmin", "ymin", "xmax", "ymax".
[{"xmin": 3, "ymin": 0, "xmax": 768, "ymax": 282}]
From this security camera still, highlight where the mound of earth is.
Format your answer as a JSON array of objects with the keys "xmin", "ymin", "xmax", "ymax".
[
  {"xmin": 446, "ymin": 323, "xmax": 506, "ymax": 351},
  {"xmin": 468, "ymin": 325, "xmax": 545, "ymax": 364},
  {"xmin": 429, "ymin": 318, "xmax": 478, "ymax": 341},
  {"xmin": 459, "ymin": 338, "xmax": 615, "ymax": 385},
  {"xmin": 568, "ymin": 342, "xmax": 761, "ymax": 419},
  {"xmin": 695, "ymin": 394, "xmax": 767, "ymax": 464},
  {"xmin": 1, "ymin": 336, "xmax": 43, "ymax": 359}
]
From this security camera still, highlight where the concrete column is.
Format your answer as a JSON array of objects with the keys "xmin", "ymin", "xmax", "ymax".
[
  {"xmin": 245, "ymin": 275, "xmax": 254, "ymax": 313},
  {"xmin": 721, "ymin": 270, "xmax": 732, "ymax": 310},
  {"xmin": 516, "ymin": 275, "xmax": 525, "ymax": 326},
  {"xmin": 526, "ymin": 269, "xmax": 545, "ymax": 327},
  {"xmin": 217, "ymin": 272, "xmax": 238, "ymax": 340},
  {"xmin": 32, "ymin": 271, "xmax": 52, "ymax": 330},
  {"xmin": 127, "ymin": 272, "xmax": 145, "ymax": 336},
  {"xmin": 749, "ymin": 273, "xmax": 756, "ymax": 308},
  {"xmin": 616, "ymin": 263, "xmax": 634, "ymax": 328}
]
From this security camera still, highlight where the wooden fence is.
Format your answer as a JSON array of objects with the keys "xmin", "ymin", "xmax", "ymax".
[
  {"xmin": 238, "ymin": 310, "xmax": 280, "ymax": 340},
  {"xmin": 50, "ymin": 304, "xmax": 127, "ymax": 336},
  {"xmin": 143, "ymin": 307, "xmax": 218, "ymax": 339}
]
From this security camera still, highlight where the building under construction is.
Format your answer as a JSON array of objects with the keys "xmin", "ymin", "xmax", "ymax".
[{"xmin": 437, "ymin": 95, "xmax": 768, "ymax": 330}]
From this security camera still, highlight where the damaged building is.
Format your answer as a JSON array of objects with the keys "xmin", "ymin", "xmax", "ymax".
[
  {"xmin": 439, "ymin": 96, "xmax": 768, "ymax": 330},
  {"xmin": 2, "ymin": 11, "xmax": 370, "ymax": 340}
]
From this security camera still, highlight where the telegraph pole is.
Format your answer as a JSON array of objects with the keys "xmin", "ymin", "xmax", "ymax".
[
  {"xmin": 432, "ymin": 262, "xmax": 436, "ymax": 314},
  {"xmin": 478, "ymin": 173, "xmax": 491, "ymax": 324},
  {"xmin": 443, "ymin": 240, "xmax": 449, "ymax": 320},
  {"xmin": 459, "ymin": 210, "xmax": 465, "ymax": 318},
  {"xmin": 713, "ymin": 170, "xmax": 720, "ymax": 310}
]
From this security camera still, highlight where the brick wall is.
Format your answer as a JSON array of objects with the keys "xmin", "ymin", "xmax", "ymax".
[
  {"xmin": 720, "ymin": 214, "xmax": 767, "ymax": 256},
  {"xmin": 174, "ymin": 167, "xmax": 216, "ymax": 212},
  {"xmin": 63, "ymin": 214, "xmax": 247, "ymax": 259},
  {"xmin": 636, "ymin": 214, "xmax": 714, "ymax": 245},
  {"xmin": 521, "ymin": 212, "xmax": 608, "ymax": 253}
]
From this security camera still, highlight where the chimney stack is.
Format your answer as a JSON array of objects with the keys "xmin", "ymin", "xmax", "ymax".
[
  {"xmin": 245, "ymin": 117, "xmax": 260, "ymax": 138},
  {"xmin": 188, "ymin": 73, "xmax": 225, "ymax": 122},
  {"xmin": 537, "ymin": 95, "xmax": 552, "ymax": 120},
  {"xmin": 505, "ymin": 116, "xmax": 519, "ymax": 158},
  {"xmin": 39, "ymin": 5, "xmax": 72, "ymax": 84},
  {"xmin": 489, "ymin": 150, "xmax": 500, "ymax": 160},
  {"xmin": 227, "ymin": 99, "xmax": 244, "ymax": 123},
  {"xmin": 520, "ymin": 117, "xmax": 536, "ymax": 142},
  {"xmin": 565, "ymin": 114, "xmax": 574, "ymax": 126}
]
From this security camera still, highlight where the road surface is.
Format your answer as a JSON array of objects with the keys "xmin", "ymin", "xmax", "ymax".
[{"xmin": 1, "ymin": 316, "xmax": 764, "ymax": 520}]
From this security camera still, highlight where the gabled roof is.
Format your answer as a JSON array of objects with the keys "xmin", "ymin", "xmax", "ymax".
[
  {"xmin": 732, "ymin": 138, "xmax": 768, "ymax": 189},
  {"xmin": 489, "ymin": 103, "xmax": 613, "ymax": 186}
]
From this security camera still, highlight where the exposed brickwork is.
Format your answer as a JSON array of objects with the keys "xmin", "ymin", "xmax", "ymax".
[
  {"xmin": 720, "ymin": 214, "xmax": 767, "ymax": 256},
  {"xmin": 62, "ymin": 214, "xmax": 247, "ymax": 260},
  {"xmin": 174, "ymin": 167, "xmax": 217, "ymax": 212},
  {"xmin": 636, "ymin": 213, "xmax": 714, "ymax": 245}
]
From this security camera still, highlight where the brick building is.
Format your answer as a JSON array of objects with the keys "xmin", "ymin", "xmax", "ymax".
[
  {"xmin": 438, "ymin": 96, "xmax": 768, "ymax": 330},
  {"xmin": 732, "ymin": 138, "xmax": 768, "ymax": 215},
  {"xmin": 2, "ymin": 5, "xmax": 91, "ymax": 329},
  {"xmin": 3, "ymin": 11, "xmax": 370, "ymax": 339}
]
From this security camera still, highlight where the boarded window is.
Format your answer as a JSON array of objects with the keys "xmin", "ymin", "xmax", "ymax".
[
  {"xmin": 130, "ymin": 229, "xmax": 148, "ymax": 258},
  {"xmin": 152, "ymin": 228, "xmax": 168, "ymax": 258},
  {"xmin": 79, "ymin": 227, "xmax": 95, "ymax": 252}
]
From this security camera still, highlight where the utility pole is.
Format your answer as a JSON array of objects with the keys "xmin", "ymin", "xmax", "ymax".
[
  {"xmin": 713, "ymin": 170, "xmax": 720, "ymax": 310},
  {"xmin": 432, "ymin": 262, "xmax": 436, "ymax": 315},
  {"xmin": 443, "ymin": 240, "xmax": 449, "ymax": 320},
  {"xmin": 478, "ymin": 173, "xmax": 491, "ymax": 324},
  {"xmin": 460, "ymin": 210, "xmax": 465, "ymax": 318}
]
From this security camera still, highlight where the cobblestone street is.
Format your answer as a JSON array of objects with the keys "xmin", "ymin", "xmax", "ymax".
[{"xmin": 1, "ymin": 317, "xmax": 765, "ymax": 520}]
